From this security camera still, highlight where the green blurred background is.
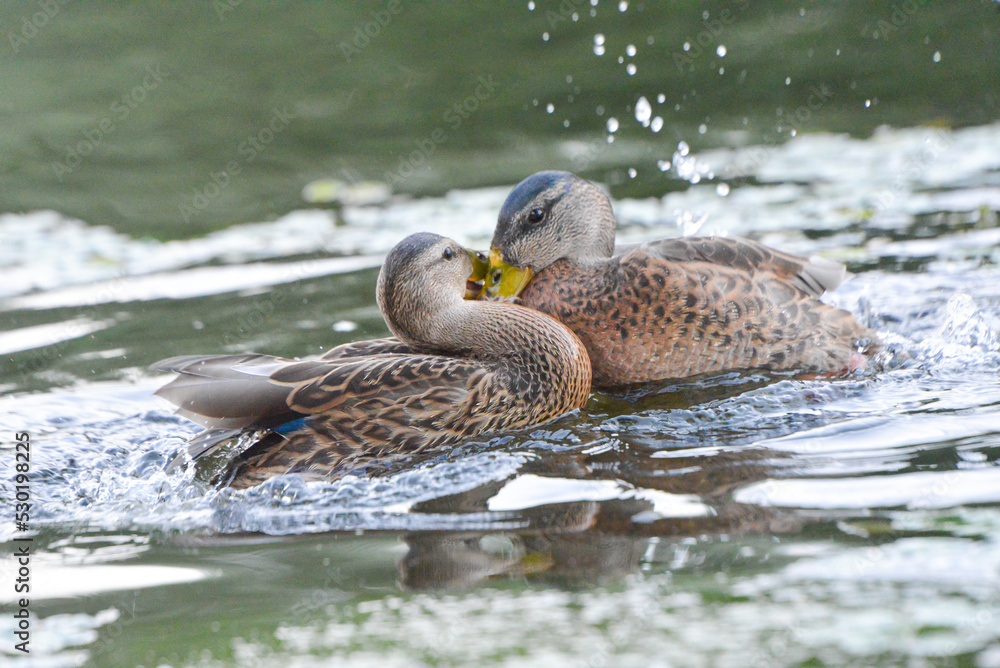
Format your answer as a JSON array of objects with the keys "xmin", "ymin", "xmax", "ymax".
[{"xmin": 3, "ymin": 1, "xmax": 998, "ymax": 238}]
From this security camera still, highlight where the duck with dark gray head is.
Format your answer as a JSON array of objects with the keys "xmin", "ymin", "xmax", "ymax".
[{"xmin": 484, "ymin": 171, "xmax": 874, "ymax": 387}]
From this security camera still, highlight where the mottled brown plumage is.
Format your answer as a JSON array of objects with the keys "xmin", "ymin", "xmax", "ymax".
[
  {"xmin": 153, "ymin": 233, "xmax": 591, "ymax": 488},
  {"xmin": 484, "ymin": 171, "xmax": 873, "ymax": 387}
]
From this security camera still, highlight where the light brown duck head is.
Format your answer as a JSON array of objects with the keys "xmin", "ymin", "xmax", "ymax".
[
  {"xmin": 377, "ymin": 232, "xmax": 489, "ymax": 351},
  {"xmin": 485, "ymin": 171, "xmax": 615, "ymax": 298}
]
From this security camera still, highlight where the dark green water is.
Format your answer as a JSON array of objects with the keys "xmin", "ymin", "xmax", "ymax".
[
  {"xmin": 2, "ymin": 3, "xmax": 1000, "ymax": 667},
  {"xmin": 3, "ymin": 2, "xmax": 998, "ymax": 237}
]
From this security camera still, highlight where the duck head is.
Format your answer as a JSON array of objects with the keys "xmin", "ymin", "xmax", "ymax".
[
  {"xmin": 377, "ymin": 232, "xmax": 488, "ymax": 348},
  {"xmin": 484, "ymin": 171, "xmax": 616, "ymax": 299}
]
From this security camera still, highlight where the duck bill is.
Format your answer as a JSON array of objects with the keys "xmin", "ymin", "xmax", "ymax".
[
  {"xmin": 483, "ymin": 248, "xmax": 534, "ymax": 298},
  {"xmin": 465, "ymin": 249, "xmax": 489, "ymax": 299}
]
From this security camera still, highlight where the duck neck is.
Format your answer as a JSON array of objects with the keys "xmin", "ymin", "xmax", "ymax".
[{"xmin": 407, "ymin": 299, "xmax": 592, "ymax": 412}]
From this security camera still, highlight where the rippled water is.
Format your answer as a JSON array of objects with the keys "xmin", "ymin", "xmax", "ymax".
[{"xmin": 2, "ymin": 119, "xmax": 999, "ymax": 666}]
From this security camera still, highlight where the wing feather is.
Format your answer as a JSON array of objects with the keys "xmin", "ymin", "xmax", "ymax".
[
  {"xmin": 320, "ymin": 337, "xmax": 414, "ymax": 360},
  {"xmin": 285, "ymin": 354, "xmax": 488, "ymax": 417},
  {"xmin": 152, "ymin": 353, "xmax": 303, "ymax": 429},
  {"xmin": 637, "ymin": 236, "xmax": 846, "ymax": 297},
  {"xmin": 153, "ymin": 347, "xmax": 506, "ymax": 482}
]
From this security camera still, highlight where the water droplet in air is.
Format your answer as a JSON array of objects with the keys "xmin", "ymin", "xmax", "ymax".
[
  {"xmin": 650, "ymin": 116, "xmax": 663, "ymax": 133},
  {"xmin": 635, "ymin": 96, "xmax": 652, "ymax": 126},
  {"xmin": 675, "ymin": 209, "xmax": 709, "ymax": 236},
  {"xmin": 619, "ymin": 0, "xmax": 628, "ymax": 11},
  {"xmin": 527, "ymin": 1, "xmax": 535, "ymax": 9},
  {"xmin": 785, "ymin": 77, "xmax": 791, "ymax": 85},
  {"xmin": 626, "ymin": 63, "xmax": 637, "ymax": 75},
  {"xmin": 933, "ymin": 51, "xmax": 941, "ymax": 63},
  {"xmin": 628, "ymin": 168, "xmax": 637, "ymax": 178},
  {"xmin": 626, "ymin": 44, "xmax": 637, "ymax": 57},
  {"xmin": 546, "ymin": 103, "xmax": 554, "ymax": 113},
  {"xmin": 657, "ymin": 93, "xmax": 666, "ymax": 103},
  {"xmin": 716, "ymin": 183, "xmax": 730, "ymax": 197},
  {"xmin": 606, "ymin": 117, "xmax": 619, "ymax": 133},
  {"xmin": 698, "ymin": 123, "xmax": 707, "ymax": 134},
  {"xmin": 670, "ymin": 141, "xmax": 714, "ymax": 186},
  {"xmin": 865, "ymin": 99, "xmax": 871, "ymax": 108},
  {"xmin": 717, "ymin": 45, "xmax": 727, "ymax": 57},
  {"xmin": 683, "ymin": 42, "xmax": 691, "ymax": 52}
]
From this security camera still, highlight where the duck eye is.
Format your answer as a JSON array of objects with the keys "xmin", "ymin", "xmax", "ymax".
[
  {"xmin": 527, "ymin": 208, "xmax": 545, "ymax": 224},
  {"xmin": 442, "ymin": 247, "xmax": 455, "ymax": 260}
]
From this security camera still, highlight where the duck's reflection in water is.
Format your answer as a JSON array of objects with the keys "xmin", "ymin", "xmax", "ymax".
[{"xmin": 398, "ymin": 446, "xmax": 805, "ymax": 590}]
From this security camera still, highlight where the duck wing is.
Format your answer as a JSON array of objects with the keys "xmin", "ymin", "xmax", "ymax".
[
  {"xmin": 638, "ymin": 236, "xmax": 847, "ymax": 297},
  {"xmin": 153, "ymin": 353, "xmax": 320, "ymax": 467},
  {"xmin": 276, "ymin": 354, "xmax": 493, "ymax": 433},
  {"xmin": 152, "ymin": 338, "xmax": 424, "ymax": 429},
  {"xmin": 153, "ymin": 351, "xmax": 501, "ymax": 475},
  {"xmin": 226, "ymin": 354, "xmax": 503, "ymax": 487},
  {"xmin": 320, "ymin": 336, "xmax": 414, "ymax": 360},
  {"xmin": 152, "ymin": 353, "xmax": 304, "ymax": 430}
]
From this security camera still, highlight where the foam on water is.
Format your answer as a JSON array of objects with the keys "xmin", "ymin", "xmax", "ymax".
[
  {"xmin": 0, "ymin": 381, "xmax": 538, "ymax": 537},
  {"xmin": 5, "ymin": 123, "xmax": 997, "ymax": 308}
]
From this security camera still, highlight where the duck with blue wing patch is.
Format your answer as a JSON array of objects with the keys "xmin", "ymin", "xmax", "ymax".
[{"xmin": 152, "ymin": 233, "xmax": 591, "ymax": 489}]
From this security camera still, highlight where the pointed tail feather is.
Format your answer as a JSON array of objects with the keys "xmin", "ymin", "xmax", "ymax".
[{"xmin": 151, "ymin": 353, "xmax": 303, "ymax": 429}]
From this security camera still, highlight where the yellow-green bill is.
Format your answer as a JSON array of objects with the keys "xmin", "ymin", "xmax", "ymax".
[
  {"xmin": 483, "ymin": 247, "xmax": 534, "ymax": 298},
  {"xmin": 464, "ymin": 249, "xmax": 489, "ymax": 299}
]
